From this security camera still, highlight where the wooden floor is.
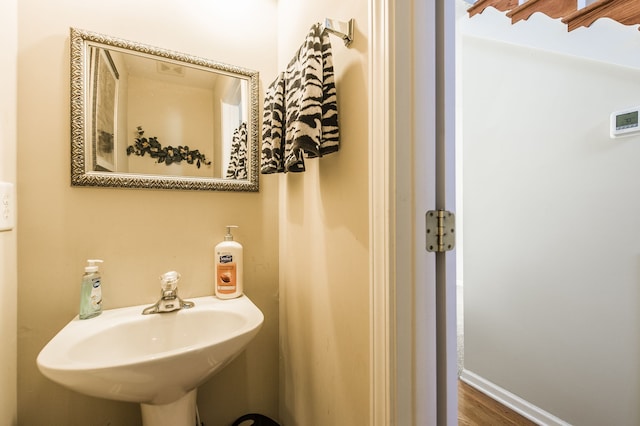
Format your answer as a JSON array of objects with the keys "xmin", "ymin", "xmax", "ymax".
[{"xmin": 458, "ymin": 380, "xmax": 538, "ymax": 425}]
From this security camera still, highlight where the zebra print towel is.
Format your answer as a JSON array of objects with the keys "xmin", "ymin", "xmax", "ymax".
[
  {"xmin": 226, "ymin": 122, "xmax": 248, "ymax": 180},
  {"xmin": 261, "ymin": 73, "xmax": 285, "ymax": 174},
  {"xmin": 261, "ymin": 23, "xmax": 340, "ymax": 174}
]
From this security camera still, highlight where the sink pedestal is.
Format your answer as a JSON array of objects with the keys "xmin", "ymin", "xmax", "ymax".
[{"xmin": 140, "ymin": 390, "xmax": 197, "ymax": 426}]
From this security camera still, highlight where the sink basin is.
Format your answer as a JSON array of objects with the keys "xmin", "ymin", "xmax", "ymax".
[{"xmin": 37, "ymin": 295, "xmax": 263, "ymax": 425}]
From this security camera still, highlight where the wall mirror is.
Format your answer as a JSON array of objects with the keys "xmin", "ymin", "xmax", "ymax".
[{"xmin": 70, "ymin": 27, "xmax": 259, "ymax": 191}]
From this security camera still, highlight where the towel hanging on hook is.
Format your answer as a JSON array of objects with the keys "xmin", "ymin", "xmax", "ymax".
[{"xmin": 323, "ymin": 18, "xmax": 354, "ymax": 47}]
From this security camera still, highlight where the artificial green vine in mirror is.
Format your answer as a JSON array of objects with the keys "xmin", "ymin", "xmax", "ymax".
[{"xmin": 126, "ymin": 126, "xmax": 212, "ymax": 168}]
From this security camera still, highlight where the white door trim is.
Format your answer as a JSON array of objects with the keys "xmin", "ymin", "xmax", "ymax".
[
  {"xmin": 369, "ymin": 0, "xmax": 396, "ymax": 423},
  {"xmin": 370, "ymin": 0, "xmax": 456, "ymax": 425},
  {"xmin": 369, "ymin": 0, "xmax": 439, "ymax": 424}
]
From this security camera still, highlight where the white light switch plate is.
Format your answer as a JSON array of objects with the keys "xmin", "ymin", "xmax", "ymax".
[{"xmin": 0, "ymin": 182, "xmax": 15, "ymax": 232}]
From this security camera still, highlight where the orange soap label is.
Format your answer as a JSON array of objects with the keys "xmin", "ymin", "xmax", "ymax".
[{"xmin": 216, "ymin": 263, "xmax": 237, "ymax": 294}]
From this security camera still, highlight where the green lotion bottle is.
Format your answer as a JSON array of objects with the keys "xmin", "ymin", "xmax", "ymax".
[{"xmin": 79, "ymin": 259, "xmax": 103, "ymax": 319}]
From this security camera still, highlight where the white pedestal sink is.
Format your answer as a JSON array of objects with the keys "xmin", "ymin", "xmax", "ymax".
[{"xmin": 37, "ymin": 295, "xmax": 264, "ymax": 426}]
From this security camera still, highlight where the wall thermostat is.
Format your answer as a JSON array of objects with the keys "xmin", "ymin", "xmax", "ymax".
[{"xmin": 611, "ymin": 106, "xmax": 640, "ymax": 138}]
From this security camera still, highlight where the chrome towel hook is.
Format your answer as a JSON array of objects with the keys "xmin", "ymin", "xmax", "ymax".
[{"xmin": 323, "ymin": 18, "xmax": 355, "ymax": 47}]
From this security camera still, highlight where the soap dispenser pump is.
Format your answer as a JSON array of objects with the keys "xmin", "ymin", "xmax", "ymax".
[
  {"xmin": 79, "ymin": 259, "xmax": 104, "ymax": 319},
  {"xmin": 214, "ymin": 225, "xmax": 243, "ymax": 299}
]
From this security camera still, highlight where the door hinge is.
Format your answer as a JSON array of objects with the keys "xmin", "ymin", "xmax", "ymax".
[{"xmin": 426, "ymin": 210, "xmax": 456, "ymax": 253}]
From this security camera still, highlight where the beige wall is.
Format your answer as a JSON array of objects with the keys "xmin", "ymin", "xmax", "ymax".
[
  {"xmin": 276, "ymin": 1, "xmax": 370, "ymax": 425},
  {"xmin": 0, "ymin": 0, "xmax": 18, "ymax": 424},
  {"xmin": 126, "ymin": 76, "xmax": 215, "ymax": 177},
  {"xmin": 17, "ymin": 1, "xmax": 279, "ymax": 424},
  {"xmin": 16, "ymin": 0, "xmax": 373, "ymax": 424}
]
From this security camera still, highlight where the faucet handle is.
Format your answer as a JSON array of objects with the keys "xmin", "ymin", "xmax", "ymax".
[
  {"xmin": 142, "ymin": 270, "xmax": 193, "ymax": 315},
  {"xmin": 160, "ymin": 271, "xmax": 180, "ymax": 291}
]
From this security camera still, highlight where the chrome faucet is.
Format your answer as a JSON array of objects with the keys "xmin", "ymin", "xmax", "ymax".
[{"xmin": 142, "ymin": 271, "xmax": 195, "ymax": 315}]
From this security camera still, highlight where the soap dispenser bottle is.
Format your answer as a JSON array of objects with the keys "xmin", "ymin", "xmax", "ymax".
[
  {"xmin": 214, "ymin": 225, "xmax": 243, "ymax": 299},
  {"xmin": 79, "ymin": 259, "xmax": 104, "ymax": 319}
]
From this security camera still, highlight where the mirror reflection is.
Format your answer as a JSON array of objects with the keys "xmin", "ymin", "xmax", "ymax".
[{"xmin": 71, "ymin": 27, "xmax": 259, "ymax": 191}]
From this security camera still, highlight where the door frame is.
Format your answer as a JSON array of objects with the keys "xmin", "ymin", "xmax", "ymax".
[{"xmin": 369, "ymin": 0, "xmax": 457, "ymax": 424}]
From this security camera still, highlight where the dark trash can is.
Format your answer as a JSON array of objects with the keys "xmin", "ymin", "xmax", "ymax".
[{"xmin": 231, "ymin": 413, "xmax": 280, "ymax": 426}]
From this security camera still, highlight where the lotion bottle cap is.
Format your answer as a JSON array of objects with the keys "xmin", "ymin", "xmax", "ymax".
[
  {"xmin": 224, "ymin": 225, "xmax": 239, "ymax": 241},
  {"xmin": 85, "ymin": 259, "xmax": 104, "ymax": 273}
]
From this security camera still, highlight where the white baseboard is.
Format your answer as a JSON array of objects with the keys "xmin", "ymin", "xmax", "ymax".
[{"xmin": 459, "ymin": 369, "xmax": 571, "ymax": 426}]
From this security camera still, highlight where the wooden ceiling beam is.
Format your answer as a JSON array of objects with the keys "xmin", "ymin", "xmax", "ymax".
[
  {"xmin": 506, "ymin": 0, "xmax": 577, "ymax": 24},
  {"xmin": 562, "ymin": 0, "xmax": 640, "ymax": 31},
  {"xmin": 467, "ymin": 0, "xmax": 519, "ymax": 18}
]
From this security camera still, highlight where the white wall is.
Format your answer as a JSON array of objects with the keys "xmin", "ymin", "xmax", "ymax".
[
  {"xmin": 17, "ymin": 1, "xmax": 279, "ymax": 424},
  {"xmin": 461, "ymin": 15, "xmax": 640, "ymax": 426},
  {"xmin": 276, "ymin": 1, "xmax": 371, "ymax": 425},
  {"xmin": 0, "ymin": 0, "xmax": 17, "ymax": 424}
]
